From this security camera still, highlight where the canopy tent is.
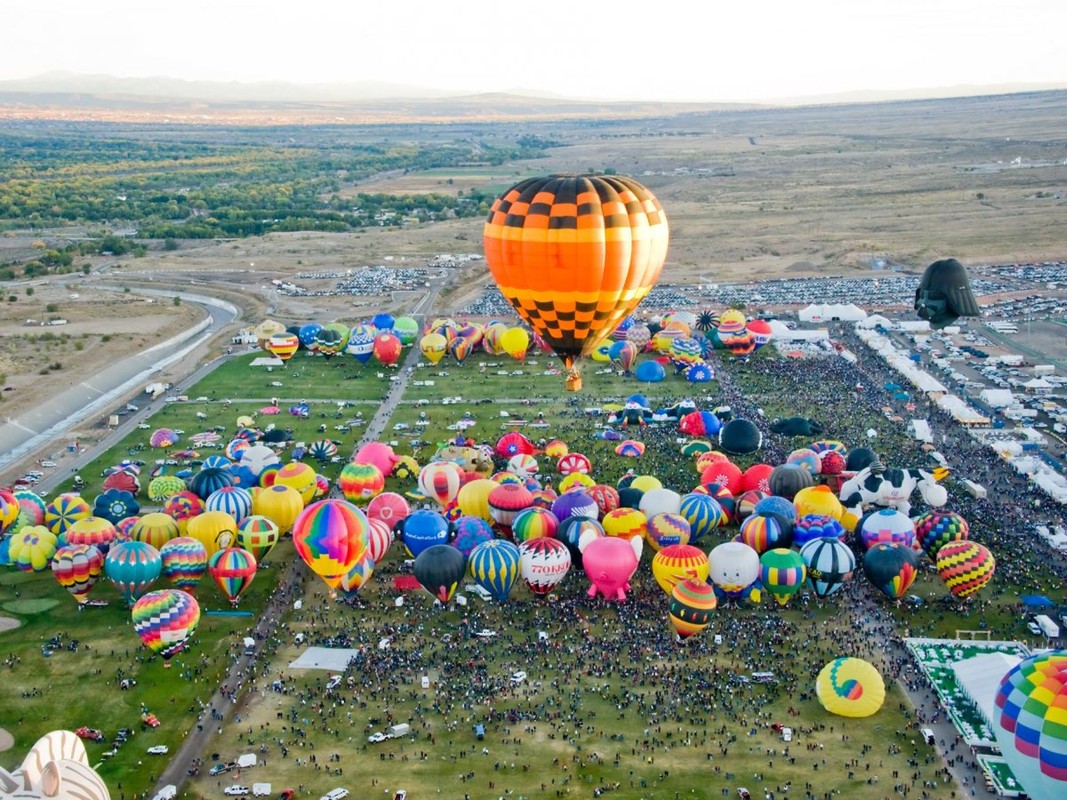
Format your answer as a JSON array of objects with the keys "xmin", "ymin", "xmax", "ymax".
[
  {"xmin": 798, "ymin": 303, "xmax": 867, "ymax": 323},
  {"xmin": 979, "ymin": 389, "xmax": 1015, "ymax": 408},
  {"xmin": 935, "ymin": 395, "xmax": 990, "ymax": 426},
  {"xmin": 909, "ymin": 419, "xmax": 934, "ymax": 444},
  {"xmin": 1020, "ymin": 594, "xmax": 1054, "ymax": 608},
  {"xmin": 769, "ymin": 320, "xmax": 830, "ymax": 342},
  {"xmin": 951, "ymin": 652, "xmax": 1022, "ymax": 731},
  {"xmin": 856, "ymin": 314, "xmax": 892, "ymax": 329}
]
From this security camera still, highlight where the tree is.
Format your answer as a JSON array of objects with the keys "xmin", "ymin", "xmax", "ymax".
[
  {"xmin": 172, "ymin": 296, "xmax": 181, "ymax": 306},
  {"xmin": 25, "ymin": 287, "xmax": 33, "ymax": 296}
]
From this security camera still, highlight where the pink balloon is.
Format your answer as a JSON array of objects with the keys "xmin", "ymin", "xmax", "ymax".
[
  {"xmin": 354, "ymin": 442, "xmax": 400, "ymax": 477},
  {"xmin": 367, "ymin": 492, "xmax": 410, "ymax": 525},
  {"xmin": 581, "ymin": 536, "xmax": 641, "ymax": 601}
]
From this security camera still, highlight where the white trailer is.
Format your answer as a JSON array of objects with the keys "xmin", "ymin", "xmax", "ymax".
[{"xmin": 1035, "ymin": 614, "xmax": 1060, "ymax": 639}]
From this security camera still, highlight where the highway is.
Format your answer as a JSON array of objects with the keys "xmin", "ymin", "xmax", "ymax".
[{"xmin": 0, "ymin": 292, "xmax": 239, "ymax": 472}]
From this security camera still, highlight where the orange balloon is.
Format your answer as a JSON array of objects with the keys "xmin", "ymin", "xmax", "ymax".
[{"xmin": 484, "ymin": 175, "xmax": 668, "ymax": 387}]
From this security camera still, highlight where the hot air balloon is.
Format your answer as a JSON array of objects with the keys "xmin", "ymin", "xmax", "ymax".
[
  {"xmin": 129, "ymin": 513, "xmax": 180, "ymax": 551},
  {"xmin": 373, "ymin": 332, "xmax": 402, "ymax": 366},
  {"xmin": 468, "ymin": 539, "xmax": 521, "ymax": 602},
  {"xmin": 398, "ymin": 509, "xmax": 451, "ymax": 559},
  {"xmin": 186, "ymin": 510, "xmax": 238, "ymax": 558},
  {"xmin": 645, "ymin": 512, "xmax": 691, "ymax": 551},
  {"xmin": 159, "ymin": 536, "xmax": 208, "ymax": 589},
  {"xmin": 131, "ymin": 589, "xmax": 200, "ymax": 664},
  {"xmin": 105, "ymin": 540, "xmax": 162, "ymax": 606},
  {"xmin": 339, "ymin": 551, "xmax": 376, "ymax": 597},
  {"xmin": 66, "ymin": 516, "xmax": 119, "ymax": 555},
  {"xmin": 799, "ymin": 537, "xmax": 856, "ymax": 598},
  {"xmin": 413, "ymin": 544, "xmax": 466, "ymax": 604},
  {"xmin": 252, "ymin": 484, "xmax": 305, "ymax": 533},
  {"xmin": 500, "ymin": 327, "xmax": 530, "ymax": 361},
  {"xmin": 366, "ymin": 518, "xmax": 394, "ymax": 564},
  {"xmin": 488, "ymin": 483, "xmax": 534, "ymax": 536},
  {"xmin": 518, "ymin": 536, "xmax": 571, "ymax": 595},
  {"xmin": 677, "ymin": 493, "xmax": 722, "ymax": 545},
  {"xmin": 163, "ymin": 490, "xmax": 206, "ymax": 535},
  {"xmin": 816, "ymin": 657, "xmax": 886, "ymax": 718},
  {"xmin": 580, "ymin": 534, "xmax": 642, "ymax": 601},
  {"xmin": 8, "ymin": 526, "xmax": 58, "ymax": 572},
  {"xmin": 456, "ymin": 478, "xmax": 498, "ymax": 522},
  {"xmin": 291, "ymin": 499, "xmax": 370, "ymax": 591},
  {"xmin": 859, "ymin": 509, "xmax": 916, "ymax": 551},
  {"xmin": 862, "ymin": 543, "xmax": 920, "ymax": 600},
  {"xmin": 914, "ymin": 257, "xmax": 981, "ymax": 329},
  {"xmin": 668, "ymin": 578, "xmax": 717, "ymax": 640},
  {"xmin": 339, "ymin": 462, "xmax": 386, "ymax": 504},
  {"xmin": 483, "ymin": 174, "xmax": 669, "ymax": 391},
  {"xmin": 651, "ymin": 543, "xmax": 709, "ymax": 595},
  {"xmin": 510, "ymin": 507, "xmax": 558, "ymax": 545},
  {"xmin": 366, "ymin": 492, "xmax": 410, "ymax": 527},
  {"xmin": 44, "ymin": 493, "xmax": 93, "ymax": 537},
  {"xmin": 936, "ymin": 541, "xmax": 995, "ymax": 599},
  {"xmin": 708, "ymin": 541, "xmax": 761, "ymax": 601},
  {"xmin": 738, "ymin": 513, "xmax": 788, "ymax": 553},
  {"xmin": 992, "ymin": 651, "xmax": 1067, "ymax": 800},
  {"xmin": 759, "ymin": 548, "xmax": 807, "ymax": 606},
  {"xmin": 93, "ymin": 488, "xmax": 140, "ymax": 524},
  {"xmin": 914, "ymin": 510, "xmax": 970, "ymax": 559},
  {"xmin": 792, "ymin": 514, "xmax": 846, "ymax": 548},
  {"xmin": 346, "ymin": 324, "xmax": 375, "ymax": 363},
  {"xmin": 420, "ymin": 332, "xmax": 447, "ymax": 364},
  {"xmin": 608, "ymin": 339, "xmax": 638, "ymax": 373},
  {"xmin": 451, "ymin": 515, "xmax": 494, "ymax": 558},
  {"xmin": 51, "ymin": 543, "xmax": 104, "ymax": 605},
  {"xmin": 418, "ymin": 462, "xmax": 464, "ymax": 508},
  {"xmin": 208, "ymin": 547, "xmax": 257, "ymax": 605},
  {"xmin": 271, "ymin": 461, "xmax": 319, "ymax": 505},
  {"xmin": 254, "ymin": 319, "xmax": 286, "ymax": 349}
]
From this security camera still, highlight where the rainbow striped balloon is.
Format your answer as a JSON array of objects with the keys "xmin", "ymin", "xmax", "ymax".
[
  {"xmin": 339, "ymin": 551, "xmax": 376, "ymax": 596},
  {"xmin": 291, "ymin": 499, "xmax": 370, "ymax": 590},
  {"xmin": 132, "ymin": 588, "xmax": 200, "ymax": 661},
  {"xmin": 51, "ymin": 543, "xmax": 104, "ymax": 604},
  {"xmin": 511, "ymin": 507, "xmax": 559, "ymax": 545},
  {"xmin": 208, "ymin": 546, "xmax": 257, "ymax": 605},
  {"xmin": 652, "ymin": 544, "xmax": 709, "ymax": 595},
  {"xmin": 130, "ymin": 512, "xmax": 179, "ymax": 551},
  {"xmin": 159, "ymin": 536, "xmax": 208, "ymax": 589}
]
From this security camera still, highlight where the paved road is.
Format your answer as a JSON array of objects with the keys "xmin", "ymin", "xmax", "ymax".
[{"xmin": 0, "ymin": 292, "xmax": 238, "ymax": 472}]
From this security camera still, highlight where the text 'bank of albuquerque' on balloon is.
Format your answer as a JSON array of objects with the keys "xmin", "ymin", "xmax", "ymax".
[{"xmin": 483, "ymin": 174, "xmax": 669, "ymax": 392}]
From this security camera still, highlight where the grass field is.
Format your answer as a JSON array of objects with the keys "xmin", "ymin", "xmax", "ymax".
[{"xmin": 1, "ymin": 335, "xmax": 1059, "ymax": 800}]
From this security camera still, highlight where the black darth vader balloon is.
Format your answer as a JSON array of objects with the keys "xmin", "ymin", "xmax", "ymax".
[{"xmin": 914, "ymin": 258, "xmax": 981, "ymax": 329}]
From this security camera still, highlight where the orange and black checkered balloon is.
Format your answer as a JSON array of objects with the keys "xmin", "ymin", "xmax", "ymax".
[{"xmin": 484, "ymin": 174, "xmax": 669, "ymax": 372}]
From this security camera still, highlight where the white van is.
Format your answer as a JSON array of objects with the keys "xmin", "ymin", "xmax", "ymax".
[{"xmin": 920, "ymin": 727, "xmax": 936, "ymax": 746}]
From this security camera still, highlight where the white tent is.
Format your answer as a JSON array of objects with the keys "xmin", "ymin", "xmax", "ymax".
[
  {"xmin": 935, "ymin": 395, "xmax": 990, "ymax": 426},
  {"xmin": 856, "ymin": 314, "xmax": 891, "ymax": 329},
  {"xmin": 909, "ymin": 419, "xmax": 934, "ymax": 444},
  {"xmin": 979, "ymin": 389, "xmax": 1015, "ymax": 408},
  {"xmin": 952, "ymin": 652, "xmax": 1022, "ymax": 730},
  {"xmin": 798, "ymin": 303, "xmax": 867, "ymax": 322}
]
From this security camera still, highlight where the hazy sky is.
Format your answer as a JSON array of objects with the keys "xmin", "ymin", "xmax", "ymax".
[{"xmin": 4, "ymin": 0, "xmax": 1065, "ymax": 101}]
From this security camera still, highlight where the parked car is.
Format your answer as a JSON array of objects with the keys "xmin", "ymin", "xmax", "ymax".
[
  {"xmin": 209, "ymin": 764, "xmax": 231, "ymax": 776},
  {"xmin": 1027, "ymin": 621, "xmax": 1042, "ymax": 635},
  {"xmin": 75, "ymin": 727, "xmax": 105, "ymax": 742},
  {"xmin": 147, "ymin": 745, "xmax": 169, "ymax": 755},
  {"xmin": 367, "ymin": 732, "xmax": 387, "ymax": 743},
  {"xmin": 224, "ymin": 787, "xmax": 250, "ymax": 797}
]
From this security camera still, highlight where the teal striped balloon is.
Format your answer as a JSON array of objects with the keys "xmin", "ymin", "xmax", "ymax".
[{"xmin": 468, "ymin": 539, "xmax": 521, "ymax": 602}]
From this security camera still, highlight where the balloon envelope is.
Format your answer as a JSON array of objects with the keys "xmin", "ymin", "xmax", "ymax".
[
  {"xmin": 132, "ymin": 588, "xmax": 201, "ymax": 661},
  {"xmin": 816, "ymin": 657, "xmax": 886, "ymax": 718},
  {"xmin": 413, "ymin": 544, "xmax": 465, "ymax": 603}
]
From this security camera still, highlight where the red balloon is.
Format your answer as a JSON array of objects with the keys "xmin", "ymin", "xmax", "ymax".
[{"xmin": 373, "ymin": 333, "xmax": 402, "ymax": 366}]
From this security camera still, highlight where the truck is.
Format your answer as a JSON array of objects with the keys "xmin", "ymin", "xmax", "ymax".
[
  {"xmin": 386, "ymin": 723, "xmax": 410, "ymax": 738},
  {"xmin": 1035, "ymin": 614, "xmax": 1060, "ymax": 639}
]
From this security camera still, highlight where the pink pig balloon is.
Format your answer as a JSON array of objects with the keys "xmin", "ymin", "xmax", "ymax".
[
  {"xmin": 354, "ymin": 442, "xmax": 400, "ymax": 478},
  {"xmin": 580, "ymin": 533, "xmax": 642, "ymax": 601}
]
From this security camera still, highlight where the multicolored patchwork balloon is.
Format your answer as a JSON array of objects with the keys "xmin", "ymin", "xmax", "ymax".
[
  {"xmin": 132, "ymin": 589, "xmax": 201, "ymax": 663},
  {"xmin": 291, "ymin": 499, "xmax": 370, "ymax": 590}
]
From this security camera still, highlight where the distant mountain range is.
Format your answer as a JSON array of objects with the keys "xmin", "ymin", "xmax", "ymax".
[{"xmin": 1, "ymin": 71, "xmax": 1064, "ymax": 123}]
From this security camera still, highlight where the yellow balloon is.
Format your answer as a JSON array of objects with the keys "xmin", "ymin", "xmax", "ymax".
[
  {"xmin": 186, "ymin": 511, "xmax": 238, "ymax": 558},
  {"xmin": 590, "ymin": 342, "xmax": 611, "ymax": 363},
  {"xmin": 629, "ymin": 475, "xmax": 663, "ymax": 494},
  {"xmin": 559, "ymin": 472, "xmax": 595, "ymax": 493},
  {"xmin": 793, "ymin": 485, "xmax": 844, "ymax": 521},
  {"xmin": 420, "ymin": 332, "xmax": 447, "ymax": 365},
  {"xmin": 273, "ymin": 462, "xmax": 318, "ymax": 504},
  {"xmin": 652, "ymin": 545, "xmax": 710, "ymax": 595},
  {"xmin": 816, "ymin": 657, "xmax": 885, "ymax": 718},
  {"xmin": 456, "ymin": 478, "xmax": 498, "ymax": 523},
  {"xmin": 500, "ymin": 327, "xmax": 530, "ymax": 361},
  {"xmin": 9, "ymin": 525, "xmax": 58, "ymax": 571},
  {"xmin": 253, "ymin": 484, "xmax": 305, "ymax": 534},
  {"xmin": 128, "ymin": 512, "xmax": 179, "ymax": 550}
]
